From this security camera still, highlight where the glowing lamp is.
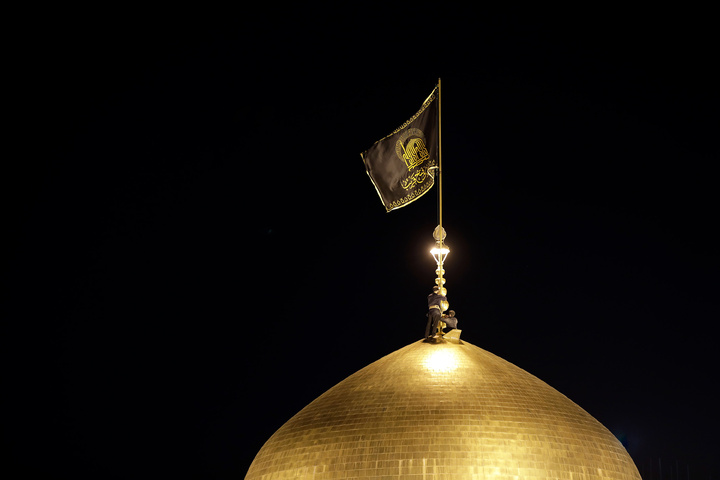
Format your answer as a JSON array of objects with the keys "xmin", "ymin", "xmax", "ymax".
[{"xmin": 430, "ymin": 244, "xmax": 450, "ymax": 266}]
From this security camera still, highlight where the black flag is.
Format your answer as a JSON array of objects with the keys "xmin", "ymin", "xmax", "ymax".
[{"xmin": 361, "ymin": 87, "xmax": 439, "ymax": 212}]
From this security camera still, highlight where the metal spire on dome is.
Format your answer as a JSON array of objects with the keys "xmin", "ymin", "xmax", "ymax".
[{"xmin": 430, "ymin": 78, "xmax": 449, "ymax": 313}]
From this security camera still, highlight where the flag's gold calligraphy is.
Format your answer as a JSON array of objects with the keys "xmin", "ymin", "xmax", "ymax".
[{"xmin": 401, "ymin": 168, "xmax": 430, "ymax": 190}]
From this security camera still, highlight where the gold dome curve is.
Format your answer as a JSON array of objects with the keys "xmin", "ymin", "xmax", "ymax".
[{"xmin": 245, "ymin": 339, "xmax": 640, "ymax": 480}]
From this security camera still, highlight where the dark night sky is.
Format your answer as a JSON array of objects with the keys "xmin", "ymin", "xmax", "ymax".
[{"xmin": 5, "ymin": 9, "xmax": 719, "ymax": 480}]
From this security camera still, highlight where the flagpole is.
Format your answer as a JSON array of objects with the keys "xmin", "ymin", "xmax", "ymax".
[
  {"xmin": 436, "ymin": 77, "xmax": 450, "ymax": 313},
  {"xmin": 438, "ymin": 77, "xmax": 443, "ymax": 236},
  {"xmin": 431, "ymin": 77, "xmax": 450, "ymax": 305}
]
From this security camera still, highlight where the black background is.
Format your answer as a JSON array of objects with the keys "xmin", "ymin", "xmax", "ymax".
[{"xmin": 5, "ymin": 8, "xmax": 718, "ymax": 479}]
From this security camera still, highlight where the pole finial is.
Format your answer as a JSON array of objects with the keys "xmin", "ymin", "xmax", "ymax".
[{"xmin": 430, "ymin": 226, "xmax": 449, "ymax": 304}]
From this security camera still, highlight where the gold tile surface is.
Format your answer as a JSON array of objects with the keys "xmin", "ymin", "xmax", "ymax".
[{"xmin": 245, "ymin": 340, "xmax": 641, "ymax": 480}]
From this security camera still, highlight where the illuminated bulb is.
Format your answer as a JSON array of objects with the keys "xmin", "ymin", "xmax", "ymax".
[{"xmin": 430, "ymin": 245, "xmax": 450, "ymax": 265}]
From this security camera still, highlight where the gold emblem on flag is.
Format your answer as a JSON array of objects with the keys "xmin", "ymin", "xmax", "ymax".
[{"xmin": 396, "ymin": 128, "xmax": 430, "ymax": 170}]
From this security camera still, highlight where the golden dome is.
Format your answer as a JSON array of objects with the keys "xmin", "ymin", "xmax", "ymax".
[{"xmin": 245, "ymin": 339, "xmax": 640, "ymax": 480}]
